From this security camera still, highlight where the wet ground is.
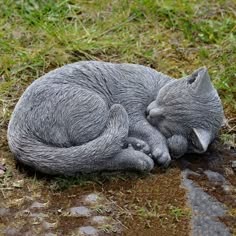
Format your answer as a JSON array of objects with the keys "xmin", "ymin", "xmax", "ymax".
[
  {"xmin": 179, "ymin": 143, "xmax": 236, "ymax": 236},
  {"xmin": 0, "ymin": 141, "xmax": 236, "ymax": 236}
]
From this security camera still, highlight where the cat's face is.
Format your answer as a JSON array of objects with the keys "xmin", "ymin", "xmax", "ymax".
[{"xmin": 147, "ymin": 67, "xmax": 224, "ymax": 155}]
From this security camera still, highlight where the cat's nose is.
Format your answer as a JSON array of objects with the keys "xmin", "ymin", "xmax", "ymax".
[
  {"xmin": 147, "ymin": 109, "xmax": 160, "ymax": 119},
  {"xmin": 145, "ymin": 109, "xmax": 152, "ymax": 121},
  {"xmin": 147, "ymin": 101, "xmax": 156, "ymax": 114}
]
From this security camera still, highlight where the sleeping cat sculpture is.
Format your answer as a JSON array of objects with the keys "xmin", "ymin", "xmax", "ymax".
[{"xmin": 7, "ymin": 61, "xmax": 224, "ymax": 175}]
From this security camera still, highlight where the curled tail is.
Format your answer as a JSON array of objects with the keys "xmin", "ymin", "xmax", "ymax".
[{"xmin": 8, "ymin": 104, "xmax": 129, "ymax": 175}]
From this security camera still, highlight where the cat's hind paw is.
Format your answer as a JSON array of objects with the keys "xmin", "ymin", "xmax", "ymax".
[
  {"xmin": 126, "ymin": 137, "xmax": 151, "ymax": 154},
  {"xmin": 108, "ymin": 146, "xmax": 154, "ymax": 172}
]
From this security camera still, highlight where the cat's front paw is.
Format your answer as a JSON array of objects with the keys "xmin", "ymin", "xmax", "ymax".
[
  {"xmin": 152, "ymin": 148, "xmax": 171, "ymax": 167},
  {"xmin": 126, "ymin": 137, "xmax": 151, "ymax": 154},
  {"xmin": 167, "ymin": 135, "xmax": 188, "ymax": 159}
]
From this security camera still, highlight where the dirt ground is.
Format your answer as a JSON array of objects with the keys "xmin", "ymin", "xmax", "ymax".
[{"xmin": 0, "ymin": 147, "xmax": 190, "ymax": 236}]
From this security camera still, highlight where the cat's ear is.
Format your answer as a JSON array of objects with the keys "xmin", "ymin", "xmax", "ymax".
[
  {"xmin": 192, "ymin": 128, "xmax": 211, "ymax": 152},
  {"xmin": 187, "ymin": 67, "xmax": 215, "ymax": 95}
]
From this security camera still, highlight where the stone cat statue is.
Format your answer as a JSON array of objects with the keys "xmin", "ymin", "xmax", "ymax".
[{"xmin": 7, "ymin": 61, "xmax": 224, "ymax": 175}]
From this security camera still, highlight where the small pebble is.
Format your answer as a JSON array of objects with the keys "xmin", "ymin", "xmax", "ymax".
[
  {"xmin": 0, "ymin": 208, "xmax": 10, "ymax": 216},
  {"xmin": 0, "ymin": 169, "xmax": 5, "ymax": 176},
  {"xmin": 84, "ymin": 194, "xmax": 100, "ymax": 204},
  {"xmin": 5, "ymin": 227, "xmax": 18, "ymax": 236},
  {"xmin": 69, "ymin": 206, "xmax": 92, "ymax": 217},
  {"xmin": 231, "ymin": 161, "xmax": 236, "ymax": 169},
  {"xmin": 42, "ymin": 221, "xmax": 56, "ymax": 230},
  {"xmin": 30, "ymin": 201, "xmax": 47, "ymax": 209},
  {"xmin": 223, "ymin": 185, "xmax": 233, "ymax": 193},
  {"xmin": 31, "ymin": 212, "xmax": 48, "ymax": 220},
  {"xmin": 204, "ymin": 170, "xmax": 226, "ymax": 183},
  {"xmin": 91, "ymin": 216, "xmax": 109, "ymax": 224},
  {"xmin": 78, "ymin": 226, "xmax": 98, "ymax": 236}
]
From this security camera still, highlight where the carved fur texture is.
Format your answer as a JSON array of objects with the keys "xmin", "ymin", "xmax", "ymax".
[{"xmin": 7, "ymin": 61, "xmax": 224, "ymax": 175}]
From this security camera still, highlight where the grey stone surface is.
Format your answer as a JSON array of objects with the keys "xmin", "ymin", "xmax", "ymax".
[
  {"xmin": 192, "ymin": 216, "xmax": 231, "ymax": 236},
  {"xmin": 182, "ymin": 169, "xmax": 231, "ymax": 236}
]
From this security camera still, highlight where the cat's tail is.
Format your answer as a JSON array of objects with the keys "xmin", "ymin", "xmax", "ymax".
[{"xmin": 8, "ymin": 104, "xmax": 129, "ymax": 175}]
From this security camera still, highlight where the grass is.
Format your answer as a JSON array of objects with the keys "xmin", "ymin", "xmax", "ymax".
[
  {"xmin": 169, "ymin": 206, "xmax": 191, "ymax": 222},
  {"xmin": 0, "ymin": 0, "xmax": 235, "ymax": 145}
]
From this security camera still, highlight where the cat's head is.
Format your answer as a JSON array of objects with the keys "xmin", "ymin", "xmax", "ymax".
[{"xmin": 147, "ymin": 67, "xmax": 224, "ymax": 155}]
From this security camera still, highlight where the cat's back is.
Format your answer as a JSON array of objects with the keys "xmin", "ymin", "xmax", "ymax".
[
  {"xmin": 14, "ymin": 61, "xmax": 173, "ymax": 115},
  {"xmin": 38, "ymin": 61, "xmax": 168, "ymax": 85},
  {"xmin": 12, "ymin": 61, "xmax": 173, "ymax": 120}
]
